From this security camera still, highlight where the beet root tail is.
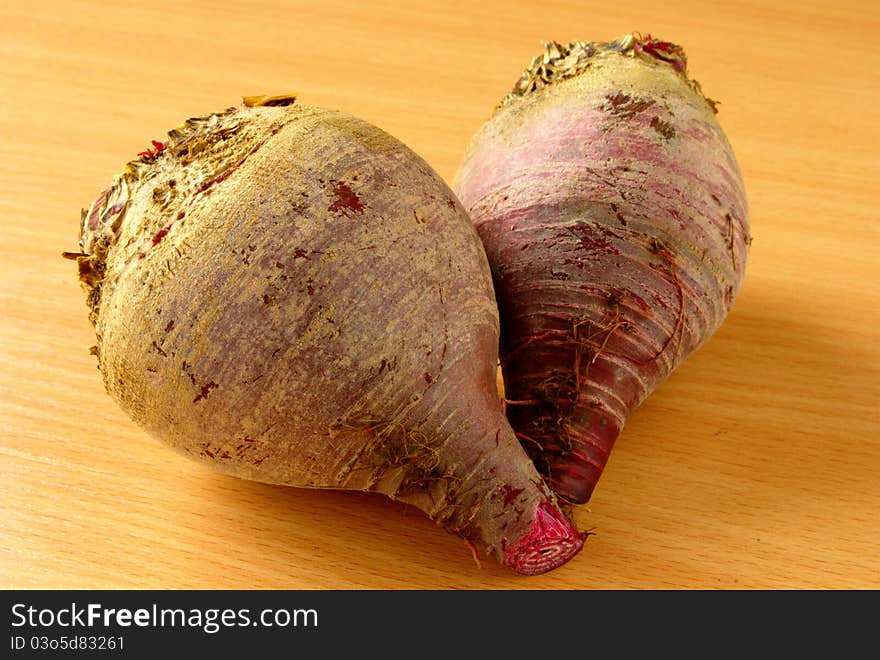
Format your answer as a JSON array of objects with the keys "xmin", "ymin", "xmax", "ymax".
[
  {"xmin": 503, "ymin": 501, "xmax": 585, "ymax": 575},
  {"xmin": 546, "ymin": 405, "xmax": 621, "ymax": 504}
]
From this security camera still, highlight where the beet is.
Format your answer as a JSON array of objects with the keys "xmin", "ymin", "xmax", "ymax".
[
  {"xmin": 69, "ymin": 95, "xmax": 584, "ymax": 574},
  {"xmin": 454, "ymin": 35, "xmax": 750, "ymax": 504}
]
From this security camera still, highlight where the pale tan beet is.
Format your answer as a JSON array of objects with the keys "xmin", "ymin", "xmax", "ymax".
[{"xmin": 68, "ymin": 96, "xmax": 584, "ymax": 574}]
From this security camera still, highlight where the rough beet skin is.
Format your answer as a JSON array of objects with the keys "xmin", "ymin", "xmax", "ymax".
[
  {"xmin": 454, "ymin": 35, "xmax": 750, "ymax": 504},
  {"xmin": 70, "ymin": 95, "xmax": 584, "ymax": 574}
]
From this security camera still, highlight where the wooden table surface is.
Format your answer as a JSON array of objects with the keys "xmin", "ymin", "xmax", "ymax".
[{"xmin": 2, "ymin": 0, "xmax": 877, "ymax": 590}]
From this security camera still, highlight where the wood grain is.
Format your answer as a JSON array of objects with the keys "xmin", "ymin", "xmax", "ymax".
[{"xmin": 1, "ymin": 0, "xmax": 877, "ymax": 589}]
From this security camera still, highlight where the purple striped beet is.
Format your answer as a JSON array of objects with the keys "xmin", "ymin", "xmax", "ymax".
[{"xmin": 454, "ymin": 34, "xmax": 750, "ymax": 504}]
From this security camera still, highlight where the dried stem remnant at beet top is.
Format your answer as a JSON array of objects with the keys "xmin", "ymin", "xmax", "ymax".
[
  {"xmin": 68, "ymin": 95, "xmax": 584, "ymax": 574},
  {"xmin": 454, "ymin": 34, "xmax": 750, "ymax": 504}
]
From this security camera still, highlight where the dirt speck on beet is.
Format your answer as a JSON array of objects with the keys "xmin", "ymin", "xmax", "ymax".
[
  {"xmin": 603, "ymin": 92, "xmax": 655, "ymax": 119},
  {"xmin": 328, "ymin": 181, "xmax": 365, "ymax": 216},
  {"xmin": 193, "ymin": 380, "xmax": 218, "ymax": 403},
  {"xmin": 650, "ymin": 116, "xmax": 676, "ymax": 140}
]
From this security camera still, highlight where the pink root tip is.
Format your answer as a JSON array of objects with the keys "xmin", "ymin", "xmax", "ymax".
[{"xmin": 503, "ymin": 502, "xmax": 585, "ymax": 575}]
